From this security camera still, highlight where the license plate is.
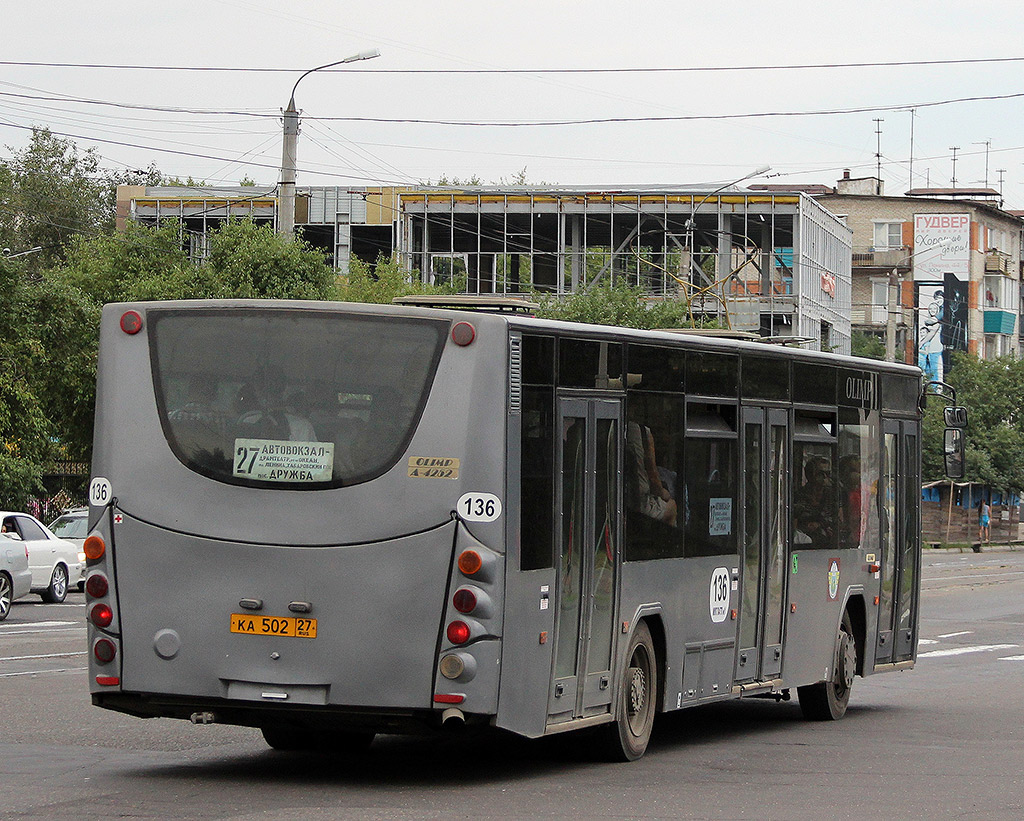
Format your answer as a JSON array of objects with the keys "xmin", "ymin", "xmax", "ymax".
[{"xmin": 229, "ymin": 614, "xmax": 317, "ymax": 638}]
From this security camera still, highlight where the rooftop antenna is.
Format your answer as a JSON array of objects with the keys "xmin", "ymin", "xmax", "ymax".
[
  {"xmin": 973, "ymin": 139, "xmax": 991, "ymax": 188},
  {"xmin": 949, "ymin": 146, "xmax": 960, "ymax": 188},
  {"xmin": 873, "ymin": 118, "xmax": 884, "ymax": 193},
  {"xmin": 908, "ymin": 109, "xmax": 916, "ymax": 189}
]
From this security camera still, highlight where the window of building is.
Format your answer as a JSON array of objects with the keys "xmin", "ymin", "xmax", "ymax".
[
  {"xmin": 984, "ymin": 275, "xmax": 1015, "ymax": 310},
  {"xmin": 873, "ymin": 221, "xmax": 903, "ymax": 250}
]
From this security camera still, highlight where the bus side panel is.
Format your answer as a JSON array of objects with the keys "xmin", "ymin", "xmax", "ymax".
[
  {"xmin": 780, "ymin": 549, "xmax": 856, "ymax": 687},
  {"xmin": 620, "ymin": 555, "xmax": 740, "ymax": 710}
]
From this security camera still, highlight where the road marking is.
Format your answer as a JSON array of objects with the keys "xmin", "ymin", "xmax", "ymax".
[
  {"xmin": 0, "ymin": 651, "xmax": 87, "ymax": 661},
  {"xmin": 0, "ymin": 666, "xmax": 87, "ymax": 678},
  {"xmin": 918, "ymin": 644, "xmax": 1018, "ymax": 658},
  {"xmin": 0, "ymin": 620, "xmax": 77, "ymax": 629},
  {"xmin": 999, "ymin": 655, "xmax": 1024, "ymax": 661},
  {"xmin": 918, "ymin": 639, "xmax": 938, "ymax": 645},
  {"xmin": 936, "ymin": 631, "xmax": 973, "ymax": 638},
  {"xmin": 0, "ymin": 627, "xmax": 85, "ymax": 636}
]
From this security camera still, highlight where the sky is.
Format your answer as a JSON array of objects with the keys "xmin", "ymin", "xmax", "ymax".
[{"xmin": 3, "ymin": 0, "xmax": 1024, "ymax": 207}]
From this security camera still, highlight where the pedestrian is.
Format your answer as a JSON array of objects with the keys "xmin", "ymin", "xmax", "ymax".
[{"xmin": 978, "ymin": 498, "xmax": 991, "ymax": 544}]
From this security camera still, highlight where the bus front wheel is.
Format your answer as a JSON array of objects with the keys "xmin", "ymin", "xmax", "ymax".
[
  {"xmin": 603, "ymin": 620, "xmax": 657, "ymax": 761},
  {"xmin": 798, "ymin": 610, "xmax": 856, "ymax": 721}
]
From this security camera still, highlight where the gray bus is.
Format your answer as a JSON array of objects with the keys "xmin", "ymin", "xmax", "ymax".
[{"xmin": 85, "ymin": 299, "xmax": 925, "ymax": 760}]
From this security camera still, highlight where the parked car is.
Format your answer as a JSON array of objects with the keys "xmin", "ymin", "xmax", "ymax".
[
  {"xmin": 0, "ymin": 511, "xmax": 82, "ymax": 603},
  {"xmin": 1, "ymin": 532, "xmax": 33, "ymax": 619},
  {"xmin": 48, "ymin": 507, "xmax": 89, "ymax": 591}
]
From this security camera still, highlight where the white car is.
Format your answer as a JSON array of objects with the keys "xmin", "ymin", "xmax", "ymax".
[
  {"xmin": 1, "ymin": 532, "xmax": 32, "ymax": 619},
  {"xmin": 48, "ymin": 508, "xmax": 89, "ymax": 591},
  {"xmin": 0, "ymin": 512, "xmax": 82, "ymax": 603}
]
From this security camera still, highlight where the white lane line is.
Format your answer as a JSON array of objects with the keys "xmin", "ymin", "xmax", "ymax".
[
  {"xmin": 0, "ymin": 667, "xmax": 87, "ymax": 678},
  {"xmin": 0, "ymin": 627, "xmax": 85, "ymax": 636},
  {"xmin": 936, "ymin": 631, "xmax": 973, "ymax": 638},
  {"xmin": 999, "ymin": 655, "xmax": 1024, "ymax": 661},
  {"xmin": 918, "ymin": 639, "xmax": 939, "ymax": 645},
  {"xmin": 1, "ymin": 651, "xmax": 87, "ymax": 661},
  {"xmin": 918, "ymin": 644, "xmax": 1018, "ymax": 658},
  {"xmin": 0, "ymin": 620, "xmax": 77, "ymax": 629}
]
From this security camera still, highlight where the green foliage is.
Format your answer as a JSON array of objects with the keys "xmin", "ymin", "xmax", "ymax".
[
  {"xmin": 922, "ymin": 353, "xmax": 1024, "ymax": 494},
  {"xmin": 0, "ymin": 258, "xmax": 64, "ymax": 506},
  {"xmin": 0, "ymin": 128, "xmax": 110, "ymax": 271},
  {"xmin": 533, "ymin": 279, "xmax": 704, "ymax": 331},
  {"xmin": 336, "ymin": 255, "xmax": 465, "ymax": 304},
  {"xmin": 206, "ymin": 220, "xmax": 335, "ymax": 300},
  {"xmin": 851, "ymin": 330, "xmax": 885, "ymax": 360}
]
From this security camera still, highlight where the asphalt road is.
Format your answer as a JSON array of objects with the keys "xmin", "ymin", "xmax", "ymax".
[{"xmin": 2, "ymin": 550, "xmax": 1022, "ymax": 820}]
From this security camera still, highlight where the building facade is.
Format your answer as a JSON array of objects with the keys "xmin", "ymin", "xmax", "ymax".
[
  {"xmin": 117, "ymin": 183, "xmax": 854, "ymax": 353},
  {"xmin": 816, "ymin": 174, "xmax": 1024, "ymax": 375}
]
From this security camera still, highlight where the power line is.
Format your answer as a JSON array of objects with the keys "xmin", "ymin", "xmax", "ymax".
[{"xmin": 2, "ymin": 56, "xmax": 1023, "ymax": 73}]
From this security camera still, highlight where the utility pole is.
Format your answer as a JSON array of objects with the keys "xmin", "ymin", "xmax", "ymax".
[
  {"xmin": 278, "ymin": 49, "xmax": 380, "ymax": 239},
  {"xmin": 908, "ymin": 109, "xmax": 916, "ymax": 190},
  {"xmin": 886, "ymin": 266, "xmax": 899, "ymax": 362}
]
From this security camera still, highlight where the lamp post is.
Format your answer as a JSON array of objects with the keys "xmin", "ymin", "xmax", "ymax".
[
  {"xmin": 683, "ymin": 165, "xmax": 771, "ymax": 314},
  {"xmin": 278, "ymin": 49, "xmax": 380, "ymax": 239}
]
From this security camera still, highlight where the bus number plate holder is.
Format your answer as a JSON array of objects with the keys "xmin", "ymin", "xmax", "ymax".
[{"xmin": 229, "ymin": 614, "xmax": 317, "ymax": 638}]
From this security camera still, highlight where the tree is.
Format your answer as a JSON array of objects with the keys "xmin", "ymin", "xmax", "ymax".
[
  {"xmin": 0, "ymin": 258, "xmax": 65, "ymax": 507},
  {"xmin": 851, "ymin": 330, "xmax": 885, "ymax": 360},
  {"xmin": 0, "ymin": 128, "xmax": 112, "ymax": 271},
  {"xmin": 533, "ymin": 279, "xmax": 703, "ymax": 331},
  {"xmin": 336, "ymin": 254, "xmax": 466, "ymax": 304},
  {"xmin": 206, "ymin": 220, "xmax": 336, "ymax": 300},
  {"xmin": 922, "ymin": 353, "xmax": 1024, "ymax": 495}
]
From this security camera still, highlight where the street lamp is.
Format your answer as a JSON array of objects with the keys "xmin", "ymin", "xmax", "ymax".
[
  {"xmin": 683, "ymin": 165, "xmax": 771, "ymax": 315},
  {"xmin": 278, "ymin": 49, "xmax": 381, "ymax": 239}
]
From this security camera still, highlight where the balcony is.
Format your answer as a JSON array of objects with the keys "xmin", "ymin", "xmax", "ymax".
[{"xmin": 851, "ymin": 246, "xmax": 912, "ymax": 269}]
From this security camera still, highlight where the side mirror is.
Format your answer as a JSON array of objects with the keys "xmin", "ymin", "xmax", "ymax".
[
  {"xmin": 944, "ymin": 406, "xmax": 968, "ymax": 428},
  {"xmin": 944, "ymin": 428, "xmax": 965, "ymax": 479}
]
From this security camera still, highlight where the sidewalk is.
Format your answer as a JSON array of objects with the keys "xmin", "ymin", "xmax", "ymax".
[{"xmin": 924, "ymin": 541, "xmax": 1023, "ymax": 553}]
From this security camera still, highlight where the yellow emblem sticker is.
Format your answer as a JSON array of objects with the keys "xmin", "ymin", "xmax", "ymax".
[{"xmin": 408, "ymin": 456, "xmax": 460, "ymax": 479}]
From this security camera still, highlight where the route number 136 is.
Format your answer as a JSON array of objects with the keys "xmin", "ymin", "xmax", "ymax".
[{"xmin": 457, "ymin": 492, "xmax": 502, "ymax": 522}]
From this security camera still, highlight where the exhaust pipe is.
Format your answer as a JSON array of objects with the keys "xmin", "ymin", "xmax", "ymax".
[
  {"xmin": 190, "ymin": 711, "xmax": 216, "ymax": 725},
  {"xmin": 441, "ymin": 707, "xmax": 465, "ymax": 728}
]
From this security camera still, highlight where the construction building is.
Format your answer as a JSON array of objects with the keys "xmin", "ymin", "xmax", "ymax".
[{"xmin": 116, "ymin": 183, "xmax": 854, "ymax": 353}]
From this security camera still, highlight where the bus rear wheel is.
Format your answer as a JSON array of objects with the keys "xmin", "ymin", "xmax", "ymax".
[
  {"xmin": 261, "ymin": 726, "xmax": 375, "ymax": 754},
  {"xmin": 798, "ymin": 610, "xmax": 856, "ymax": 721},
  {"xmin": 603, "ymin": 621, "xmax": 657, "ymax": 761}
]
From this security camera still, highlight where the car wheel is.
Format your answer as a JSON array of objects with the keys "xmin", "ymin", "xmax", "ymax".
[
  {"xmin": 41, "ymin": 564, "xmax": 69, "ymax": 604},
  {"xmin": 0, "ymin": 573, "xmax": 12, "ymax": 620}
]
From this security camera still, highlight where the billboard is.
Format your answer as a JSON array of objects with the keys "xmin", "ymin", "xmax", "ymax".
[
  {"xmin": 917, "ymin": 277, "xmax": 968, "ymax": 383},
  {"xmin": 913, "ymin": 213, "xmax": 970, "ymax": 281}
]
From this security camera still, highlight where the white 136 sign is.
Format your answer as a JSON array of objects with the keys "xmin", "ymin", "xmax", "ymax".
[{"xmin": 709, "ymin": 567, "xmax": 730, "ymax": 623}]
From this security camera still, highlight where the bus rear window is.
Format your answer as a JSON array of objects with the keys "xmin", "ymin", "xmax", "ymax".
[{"xmin": 149, "ymin": 308, "xmax": 448, "ymax": 489}]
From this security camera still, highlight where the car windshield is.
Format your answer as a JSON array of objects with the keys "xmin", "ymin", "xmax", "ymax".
[
  {"xmin": 149, "ymin": 308, "xmax": 449, "ymax": 490},
  {"xmin": 49, "ymin": 515, "xmax": 88, "ymax": 539}
]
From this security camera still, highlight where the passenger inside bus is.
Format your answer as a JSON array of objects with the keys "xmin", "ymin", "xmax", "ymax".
[
  {"xmin": 626, "ymin": 421, "xmax": 678, "ymax": 527},
  {"xmin": 794, "ymin": 454, "xmax": 836, "ymax": 547}
]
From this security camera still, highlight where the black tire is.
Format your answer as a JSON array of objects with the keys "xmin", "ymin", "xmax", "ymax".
[
  {"xmin": 798, "ymin": 610, "xmax": 857, "ymax": 721},
  {"xmin": 261, "ymin": 726, "xmax": 375, "ymax": 754},
  {"xmin": 603, "ymin": 620, "xmax": 658, "ymax": 761},
  {"xmin": 0, "ymin": 572, "xmax": 12, "ymax": 621},
  {"xmin": 41, "ymin": 564, "xmax": 68, "ymax": 604}
]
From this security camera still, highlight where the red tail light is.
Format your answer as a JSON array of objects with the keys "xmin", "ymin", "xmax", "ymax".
[
  {"xmin": 446, "ymin": 621, "xmax": 471, "ymax": 645},
  {"xmin": 120, "ymin": 310, "xmax": 143, "ymax": 334},
  {"xmin": 90, "ymin": 603, "xmax": 113, "ymax": 628},
  {"xmin": 85, "ymin": 574, "xmax": 109, "ymax": 598},
  {"xmin": 93, "ymin": 638, "xmax": 117, "ymax": 663},
  {"xmin": 453, "ymin": 587, "xmax": 478, "ymax": 614}
]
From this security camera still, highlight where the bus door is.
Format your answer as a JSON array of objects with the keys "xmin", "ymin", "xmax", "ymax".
[
  {"xmin": 876, "ymin": 420, "xmax": 921, "ymax": 665},
  {"xmin": 548, "ymin": 397, "xmax": 621, "ymax": 725},
  {"xmin": 735, "ymin": 407, "xmax": 789, "ymax": 682}
]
